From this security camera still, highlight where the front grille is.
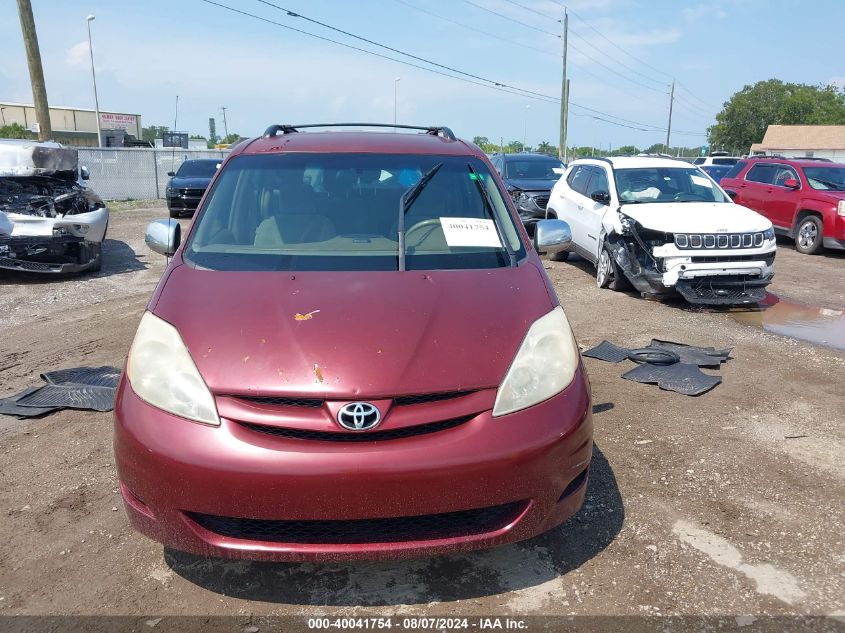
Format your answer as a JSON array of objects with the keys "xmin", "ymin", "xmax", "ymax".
[
  {"xmin": 239, "ymin": 414, "xmax": 474, "ymax": 442},
  {"xmin": 239, "ymin": 395, "xmax": 323, "ymax": 408},
  {"xmin": 238, "ymin": 390, "xmax": 474, "ymax": 409},
  {"xmin": 675, "ymin": 277, "xmax": 768, "ymax": 305},
  {"xmin": 179, "ymin": 188, "xmax": 205, "ymax": 196},
  {"xmin": 675, "ymin": 232, "xmax": 765, "ymax": 249},
  {"xmin": 187, "ymin": 501, "xmax": 526, "ymax": 544},
  {"xmin": 0, "ymin": 257, "xmax": 54, "ymax": 271},
  {"xmin": 690, "ymin": 253, "xmax": 776, "ymax": 265},
  {"xmin": 393, "ymin": 391, "xmax": 472, "ymax": 406},
  {"xmin": 532, "ymin": 194, "xmax": 549, "ymax": 210}
]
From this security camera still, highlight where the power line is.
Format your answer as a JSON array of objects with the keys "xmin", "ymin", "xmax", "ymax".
[
  {"xmin": 461, "ymin": 0, "xmax": 561, "ymax": 37},
  {"xmin": 500, "ymin": 0, "xmax": 561, "ymax": 22},
  {"xmin": 567, "ymin": 35, "xmax": 666, "ymax": 94},
  {"xmin": 200, "ymin": 0, "xmax": 702, "ymax": 136},
  {"xmin": 255, "ymin": 0, "xmax": 556, "ymax": 99},
  {"xmin": 199, "ymin": 0, "xmax": 559, "ymax": 104},
  {"xmin": 390, "ymin": 0, "xmax": 559, "ymax": 59},
  {"xmin": 568, "ymin": 27, "xmax": 669, "ymax": 89}
]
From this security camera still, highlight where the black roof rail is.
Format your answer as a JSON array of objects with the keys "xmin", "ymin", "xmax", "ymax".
[{"xmin": 262, "ymin": 123, "xmax": 456, "ymax": 140}]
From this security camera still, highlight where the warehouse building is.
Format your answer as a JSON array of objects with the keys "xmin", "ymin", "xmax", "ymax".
[
  {"xmin": 0, "ymin": 101, "xmax": 143, "ymax": 147},
  {"xmin": 750, "ymin": 125, "xmax": 845, "ymax": 161}
]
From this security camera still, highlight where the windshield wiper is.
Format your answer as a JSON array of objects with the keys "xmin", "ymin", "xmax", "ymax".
[
  {"xmin": 467, "ymin": 162, "xmax": 516, "ymax": 268},
  {"xmin": 398, "ymin": 162, "xmax": 443, "ymax": 272}
]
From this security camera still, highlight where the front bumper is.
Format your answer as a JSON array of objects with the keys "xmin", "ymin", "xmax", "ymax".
[
  {"xmin": 114, "ymin": 369, "xmax": 593, "ymax": 562},
  {"xmin": 0, "ymin": 234, "xmax": 101, "ymax": 273},
  {"xmin": 166, "ymin": 193, "xmax": 203, "ymax": 213}
]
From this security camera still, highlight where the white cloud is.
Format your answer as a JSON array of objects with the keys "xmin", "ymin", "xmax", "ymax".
[{"xmin": 65, "ymin": 40, "xmax": 89, "ymax": 69}]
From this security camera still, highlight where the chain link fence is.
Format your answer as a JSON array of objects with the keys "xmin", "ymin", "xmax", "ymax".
[{"xmin": 75, "ymin": 148, "xmax": 229, "ymax": 201}]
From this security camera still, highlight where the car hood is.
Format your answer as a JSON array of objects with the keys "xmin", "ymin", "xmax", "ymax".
[
  {"xmin": 619, "ymin": 202, "xmax": 772, "ymax": 233},
  {"xmin": 505, "ymin": 178, "xmax": 558, "ymax": 192},
  {"xmin": 168, "ymin": 176, "xmax": 213, "ymax": 189},
  {"xmin": 152, "ymin": 262, "xmax": 554, "ymax": 398}
]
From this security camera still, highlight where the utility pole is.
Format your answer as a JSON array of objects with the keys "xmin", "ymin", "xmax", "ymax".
[
  {"xmin": 17, "ymin": 0, "xmax": 51, "ymax": 140},
  {"xmin": 558, "ymin": 10, "xmax": 568, "ymax": 163},
  {"xmin": 221, "ymin": 106, "xmax": 229, "ymax": 139},
  {"xmin": 665, "ymin": 78, "xmax": 675, "ymax": 153},
  {"xmin": 563, "ymin": 79, "xmax": 570, "ymax": 162}
]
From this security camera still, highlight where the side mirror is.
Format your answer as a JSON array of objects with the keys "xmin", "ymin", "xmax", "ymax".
[
  {"xmin": 80, "ymin": 166, "xmax": 90, "ymax": 180},
  {"xmin": 783, "ymin": 178, "xmax": 799, "ymax": 189},
  {"xmin": 552, "ymin": 167, "xmax": 566, "ymax": 175},
  {"xmin": 167, "ymin": 171, "xmax": 175, "ymax": 177},
  {"xmin": 726, "ymin": 190, "xmax": 738, "ymax": 200},
  {"xmin": 590, "ymin": 190, "xmax": 611, "ymax": 205},
  {"xmin": 534, "ymin": 219, "xmax": 572, "ymax": 255},
  {"xmin": 145, "ymin": 219, "xmax": 181, "ymax": 257}
]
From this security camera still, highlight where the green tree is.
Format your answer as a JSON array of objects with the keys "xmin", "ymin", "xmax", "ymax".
[
  {"xmin": 0, "ymin": 123, "xmax": 36, "ymax": 140},
  {"xmin": 616, "ymin": 145, "xmax": 640, "ymax": 155},
  {"xmin": 535, "ymin": 141, "xmax": 558, "ymax": 156},
  {"xmin": 708, "ymin": 79, "xmax": 845, "ymax": 152},
  {"xmin": 142, "ymin": 125, "xmax": 169, "ymax": 142},
  {"xmin": 471, "ymin": 135, "xmax": 499, "ymax": 154}
]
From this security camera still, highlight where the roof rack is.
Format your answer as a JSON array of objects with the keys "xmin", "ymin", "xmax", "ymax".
[{"xmin": 262, "ymin": 123, "xmax": 456, "ymax": 140}]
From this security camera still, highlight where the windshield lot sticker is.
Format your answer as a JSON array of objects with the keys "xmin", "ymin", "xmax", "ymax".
[
  {"xmin": 440, "ymin": 217, "xmax": 502, "ymax": 248},
  {"xmin": 691, "ymin": 175, "xmax": 713, "ymax": 188}
]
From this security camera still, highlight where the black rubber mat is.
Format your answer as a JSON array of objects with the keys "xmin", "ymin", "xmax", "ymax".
[
  {"xmin": 15, "ymin": 383, "xmax": 115, "ymax": 412},
  {"xmin": 0, "ymin": 386, "xmax": 61, "ymax": 418},
  {"xmin": 647, "ymin": 340, "xmax": 731, "ymax": 368},
  {"xmin": 622, "ymin": 362, "xmax": 722, "ymax": 396},
  {"xmin": 41, "ymin": 366, "xmax": 121, "ymax": 388},
  {"xmin": 584, "ymin": 340, "xmax": 731, "ymax": 368},
  {"xmin": 582, "ymin": 340, "xmax": 631, "ymax": 363}
]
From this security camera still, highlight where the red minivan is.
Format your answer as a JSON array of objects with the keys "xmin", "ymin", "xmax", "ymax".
[{"xmin": 115, "ymin": 124, "xmax": 593, "ymax": 562}]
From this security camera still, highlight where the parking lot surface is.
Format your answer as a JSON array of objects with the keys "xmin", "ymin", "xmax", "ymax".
[{"xmin": 0, "ymin": 205, "xmax": 843, "ymax": 618}]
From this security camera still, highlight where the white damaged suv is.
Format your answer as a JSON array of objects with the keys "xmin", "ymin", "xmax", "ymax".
[{"xmin": 546, "ymin": 156, "xmax": 776, "ymax": 305}]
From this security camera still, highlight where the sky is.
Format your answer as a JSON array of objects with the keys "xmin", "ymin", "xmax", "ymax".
[{"xmin": 1, "ymin": 0, "xmax": 844, "ymax": 151}]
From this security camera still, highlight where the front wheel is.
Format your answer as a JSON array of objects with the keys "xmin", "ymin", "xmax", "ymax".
[
  {"xmin": 795, "ymin": 215, "xmax": 823, "ymax": 254},
  {"xmin": 596, "ymin": 245, "xmax": 629, "ymax": 291}
]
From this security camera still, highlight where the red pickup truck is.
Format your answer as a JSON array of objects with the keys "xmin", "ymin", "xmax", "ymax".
[{"xmin": 720, "ymin": 157, "xmax": 845, "ymax": 254}]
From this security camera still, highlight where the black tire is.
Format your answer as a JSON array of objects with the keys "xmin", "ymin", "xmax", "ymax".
[
  {"xmin": 87, "ymin": 243, "xmax": 103, "ymax": 273},
  {"xmin": 549, "ymin": 250, "xmax": 570, "ymax": 262},
  {"xmin": 169, "ymin": 208, "xmax": 180, "ymax": 219},
  {"xmin": 596, "ymin": 244, "xmax": 630, "ymax": 291},
  {"xmin": 794, "ymin": 215, "xmax": 823, "ymax": 255}
]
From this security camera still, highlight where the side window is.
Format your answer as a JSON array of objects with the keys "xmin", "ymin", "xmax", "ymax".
[
  {"xmin": 491, "ymin": 156, "xmax": 502, "ymax": 175},
  {"xmin": 723, "ymin": 160, "xmax": 747, "ymax": 180},
  {"xmin": 567, "ymin": 166, "xmax": 592, "ymax": 195},
  {"xmin": 773, "ymin": 166, "xmax": 799, "ymax": 187},
  {"xmin": 745, "ymin": 164, "xmax": 778, "ymax": 184},
  {"xmin": 693, "ymin": 157, "xmax": 705, "ymax": 165},
  {"xmin": 585, "ymin": 167, "xmax": 610, "ymax": 199}
]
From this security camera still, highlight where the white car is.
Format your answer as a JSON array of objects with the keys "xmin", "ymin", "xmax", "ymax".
[
  {"xmin": 0, "ymin": 139, "xmax": 108, "ymax": 273},
  {"xmin": 545, "ymin": 156, "xmax": 776, "ymax": 305}
]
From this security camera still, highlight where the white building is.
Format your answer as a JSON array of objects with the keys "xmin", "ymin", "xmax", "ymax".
[{"xmin": 750, "ymin": 125, "xmax": 845, "ymax": 161}]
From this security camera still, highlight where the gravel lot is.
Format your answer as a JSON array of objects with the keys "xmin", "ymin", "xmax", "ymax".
[{"xmin": 0, "ymin": 205, "xmax": 843, "ymax": 623}]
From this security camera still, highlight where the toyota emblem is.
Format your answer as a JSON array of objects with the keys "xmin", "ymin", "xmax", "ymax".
[{"xmin": 337, "ymin": 402, "xmax": 381, "ymax": 431}]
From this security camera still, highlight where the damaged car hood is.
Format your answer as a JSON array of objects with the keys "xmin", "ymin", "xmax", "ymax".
[
  {"xmin": 0, "ymin": 139, "xmax": 79, "ymax": 177},
  {"xmin": 619, "ymin": 202, "xmax": 772, "ymax": 234},
  {"xmin": 152, "ymin": 262, "xmax": 554, "ymax": 398}
]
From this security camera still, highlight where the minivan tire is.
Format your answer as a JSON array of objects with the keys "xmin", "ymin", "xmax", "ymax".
[{"xmin": 794, "ymin": 215, "xmax": 823, "ymax": 255}]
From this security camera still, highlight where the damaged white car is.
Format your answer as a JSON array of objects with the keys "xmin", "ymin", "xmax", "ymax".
[
  {"xmin": 546, "ymin": 156, "xmax": 776, "ymax": 305},
  {"xmin": 0, "ymin": 139, "xmax": 108, "ymax": 274}
]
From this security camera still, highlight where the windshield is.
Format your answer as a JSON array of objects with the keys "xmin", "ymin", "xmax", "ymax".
[
  {"xmin": 804, "ymin": 166, "xmax": 845, "ymax": 191},
  {"xmin": 185, "ymin": 153, "xmax": 524, "ymax": 272},
  {"xmin": 176, "ymin": 160, "xmax": 220, "ymax": 178},
  {"xmin": 505, "ymin": 158, "xmax": 564, "ymax": 180},
  {"xmin": 701, "ymin": 165, "xmax": 731, "ymax": 181},
  {"xmin": 615, "ymin": 167, "xmax": 730, "ymax": 204}
]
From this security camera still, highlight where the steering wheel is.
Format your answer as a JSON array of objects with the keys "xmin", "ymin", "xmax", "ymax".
[
  {"xmin": 673, "ymin": 192, "xmax": 708, "ymax": 201},
  {"xmin": 404, "ymin": 218, "xmax": 443, "ymax": 248}
]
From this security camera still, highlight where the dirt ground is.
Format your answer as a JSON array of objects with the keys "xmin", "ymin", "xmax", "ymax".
[{"xmin": 0, "ymin": 205, "xmax": 843, "ymax": 622}]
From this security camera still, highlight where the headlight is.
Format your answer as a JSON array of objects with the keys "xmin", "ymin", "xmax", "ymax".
[
  {"xmin": 127, "ymin": 312, "xmax": 220, "ymax": 425},
  {"xmin": 509, "ymin": 189, "xmax": 522, "ymax": 203},
  {"xmin": 493, "ymin": 306, "xmax": 580, "ymax": 417},
  {"xmin": 763, "ymin": 227, "xmax": 775, "ymax": 241},
  {"xmin": 838, "ymin": 200, "xmax": 845, "ymax": 217}
]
